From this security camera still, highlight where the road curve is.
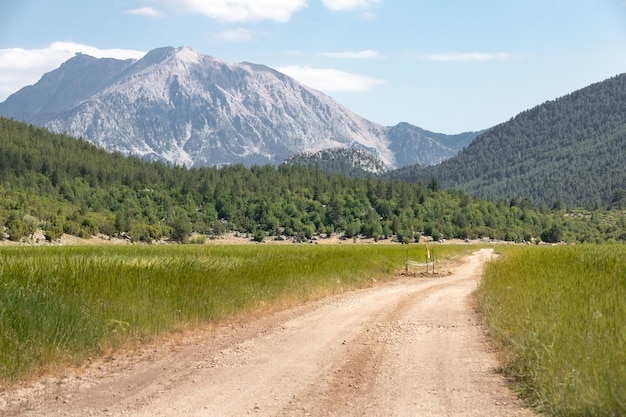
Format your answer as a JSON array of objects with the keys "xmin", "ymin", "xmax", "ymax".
[{"xmin": 3, "ymin": 248, "xmax": 535, "ymax": 416}]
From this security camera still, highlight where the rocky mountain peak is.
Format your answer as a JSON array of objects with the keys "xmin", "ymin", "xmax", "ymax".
[
  {"xmin": 173, "ymin": 45, "xmax": 203, "ymax": 64},
  {"xmin": 0, "ymin": 46, "xmax": 478, "ymax": 169}
]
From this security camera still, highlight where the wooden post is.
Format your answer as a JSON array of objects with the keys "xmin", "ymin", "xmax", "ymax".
[
  {"xmin": 405, "ymin": 247, "xmax": 409, "ymax": 274},
  {"xmin": 431, "ymin": 247, "xmax": 435, "ymax": 274}
]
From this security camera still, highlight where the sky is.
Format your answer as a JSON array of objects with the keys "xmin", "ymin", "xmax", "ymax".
[{"xmin": 1, "ymin": 1, "xmax": 626, "ymax": 133}]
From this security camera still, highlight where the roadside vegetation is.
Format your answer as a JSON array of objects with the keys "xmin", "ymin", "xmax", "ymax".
[
  {"xmin": 0, "ymin": 243, "xmax": 467, "ymax": 385},
  {"xmin": 476, "ymin": 245, "xmax": 625, "ymax": 416}
]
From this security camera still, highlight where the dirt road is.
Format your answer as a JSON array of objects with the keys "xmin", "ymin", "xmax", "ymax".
[{"xmin": 3, "ymin": 248, "xmax": 535, "ymax": 416}]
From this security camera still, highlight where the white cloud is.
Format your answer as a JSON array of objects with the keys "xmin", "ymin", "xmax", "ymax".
[
  {"xmin": 275, "ymin": 65, "xmax": 385, "ymax": 91},
  {"xmin": 213, "ymin": 28, "xmax": 261, "ymax": 42},
  {"xmin": 152, "ymin": 0, "xmax": 307, "ymax": 22},
  {"xmin": 0, "ymin": 42, "xmax": 145, "ymax": 101},
  {"xmin": 420, "ymin": 52, "xmax": 513, "ymax": 62},
  {"xmin": 320, "ymin": 50, "xmax": 384, "ymax": 59},
  {"xmin": 47, "ymin": 42, "xmax": 146, "ymax": 60},
  {"xmin": 125, "ymin": 7, "xmax": 164, "ymax": 18},
  {"xmin": 322, "ymin": 0, "xmax": 381, "ymax": 11}
]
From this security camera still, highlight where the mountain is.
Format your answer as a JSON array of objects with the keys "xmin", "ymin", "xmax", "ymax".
[
  {"xmin": 0, "ymin": 46, "xmax": 477, "ymax": 169},
  {"xmin": 386, "ymin": 123, "xmax": 483, "ymax": 166},
  {"xmin": 0, "ymin": 53, "xmax": 136, "ymax": 118},
  {"xmin": 284, "ymin": 147, "xmax": 387, "ymax": 177},
  {"xmin": 387, "ymin": 73, "xmax": 626, "ymax": 208}
]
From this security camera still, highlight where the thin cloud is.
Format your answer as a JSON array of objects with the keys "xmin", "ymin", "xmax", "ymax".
[
  {"xmin": 420, "ymin": 52, "xmax": 513, "ymax": 62},
  {"xmin": 213, "ymin": 28, "xmax": 261, "ymax": 42},
  {"xmin": 322, "ymin": 0, "xmax": 381, "ymax": 11},
  {"xmin": 125, "ymin": 7, "xmax": 164, "ymax": 18},
  {"xmin": 320, "ymin": 50, "xmax": 384, "ymax": 59},
  {"xmin": 152, "ymin": 0, "xmax": 307, "ymax": 22},
  {"xmin": 275, "ymin": 65, "xmax": 385, "ymax": 91},
  {"xmin": 49, "ymin": 42, "xmax": 146, "ymax": 60},
  {"xmin": 0, "ymin": 42, "xmax": 145, "ymax": 101}
]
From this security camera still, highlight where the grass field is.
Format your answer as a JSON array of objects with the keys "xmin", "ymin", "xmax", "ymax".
[
  {"xmin": 0, "ymin": 243, "xmax": 467, "ymax": 385},
  {"xmin": 476, "ymin": 245, "xmax": 626, "ymax": 417}
]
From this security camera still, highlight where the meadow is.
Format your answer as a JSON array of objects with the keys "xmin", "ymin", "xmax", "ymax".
[
  {"xmin": 0, "ymin": 243, "xmax": 465, "ymax": 385},
  {"xmin": 476, "ymin": 245, "xmax": 625, "ymax": 417}
]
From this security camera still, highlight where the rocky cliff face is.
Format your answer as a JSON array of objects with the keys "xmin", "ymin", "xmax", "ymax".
[{"xmin": 0, "ymin": 46, "xmax": 478, "ymax": 170}]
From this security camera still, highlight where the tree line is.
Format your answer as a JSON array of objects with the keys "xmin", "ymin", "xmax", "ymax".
[{"xmin": 1, "ymin": 117, "xmax": 625, "ymax": 244}]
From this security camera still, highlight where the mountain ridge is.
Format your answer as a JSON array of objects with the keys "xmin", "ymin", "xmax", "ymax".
[
  {"xmin": 386, "ymin": 73, "xmax": 626, "ymax": 207},
  {"xmin": 284, "ymin": 147, "xmax": 388, "ymax": 177},
  {"xmin": 0, "ymin": 46, "xmax": 478, "ymax": 169}
]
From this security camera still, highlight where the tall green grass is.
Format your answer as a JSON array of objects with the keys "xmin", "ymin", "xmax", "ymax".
[
  {"xmin": 0, "ymin": 244, "xmax": 469, "ymax": 384},
  {"xmin": 476, "ymin": 245, "xmax": 626, "ymax": 416}
]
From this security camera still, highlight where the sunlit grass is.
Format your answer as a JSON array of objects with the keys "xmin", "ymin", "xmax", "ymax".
[
  {"xmin": 0, "ymin": 243, "xmax": 470, "ymax": 384},
  {"xmin": 476, "ymin": 245, "xmax": 626, "ymax": 416}
]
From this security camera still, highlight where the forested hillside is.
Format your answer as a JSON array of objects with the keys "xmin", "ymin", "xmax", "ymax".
[
  {"xmin": 1, "ymin": 117, "xmax": 625, "ymax": 244},
  {"xmin": 388, "ymin": 73, "xmax": 626, "ymax": 208},
  {"xmin": 284, "ymin": 147, "xmax": 387, "ymax": 178}
]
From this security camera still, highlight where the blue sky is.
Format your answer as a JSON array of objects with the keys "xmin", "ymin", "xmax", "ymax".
[{"xmin": 1, "ymin": 0, "xmax": 626, "ymax": 133}]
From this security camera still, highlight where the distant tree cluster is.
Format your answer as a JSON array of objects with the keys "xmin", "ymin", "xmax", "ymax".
[
  {"xmin": 1, "ymin": 117, "xmax": 625, "ymax": 244},
  {"xmin": 284, "ymin": 147, "xmax": 387, "ymax": 178}
]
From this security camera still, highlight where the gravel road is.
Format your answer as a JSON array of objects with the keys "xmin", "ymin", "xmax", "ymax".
[{"xmin": 2, "ymin": 248, "xmax": 535, "ymax": 416}]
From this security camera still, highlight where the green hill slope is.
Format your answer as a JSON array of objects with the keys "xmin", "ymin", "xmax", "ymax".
[
  {"xmin": 1, "ymin": 117, "xmax": 625, "ymax": 244},
  {"xmin": 388, "ymin": 74, "xmax": 626, "ymax": 208}
]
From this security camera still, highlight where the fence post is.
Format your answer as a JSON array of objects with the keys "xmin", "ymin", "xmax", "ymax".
[{"xmin": 432, "ymin": 247, "xmax": 435, "ymax": 274}]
